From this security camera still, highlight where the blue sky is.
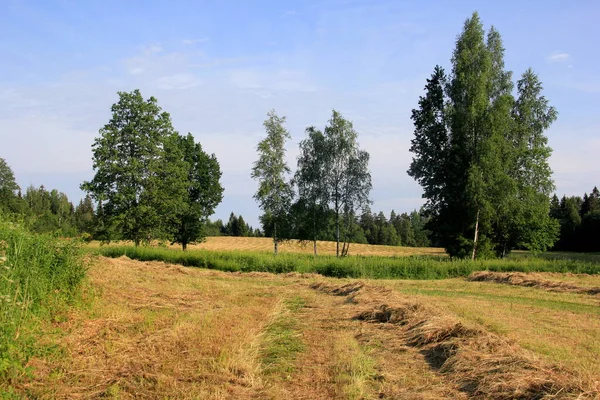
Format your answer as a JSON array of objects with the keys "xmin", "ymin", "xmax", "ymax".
[{"xmin": 1, "ymin": 0, "xmax": 599, "ymax": 227}]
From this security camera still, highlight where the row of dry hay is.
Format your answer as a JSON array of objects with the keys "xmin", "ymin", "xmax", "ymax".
[
  {"xmin": 468, "ymin": 271, "xmax": 600, "ymax": 296},
  {"xmin": 312, "ymin": 280, "xmax": 599, "ymax": 399}
]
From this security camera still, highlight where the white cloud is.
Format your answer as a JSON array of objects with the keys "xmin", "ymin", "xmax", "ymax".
[
  {"xmin": 156, "ymin": 73, "xmax": 202, "ymax": 90},
  {"xmin": 143, "ymin": 43, "xmax": 163, "ymax": 55},
  {"xmin": 129, "ymin": 67, "xmax": 144, "ymax": 75},
  {"xmin": 547, "ymin": 52, "xmax": 571, "ymax": 63},
  {"xmin": 182, "ymin": 38, "xmax": 208, "ymax": 45}
]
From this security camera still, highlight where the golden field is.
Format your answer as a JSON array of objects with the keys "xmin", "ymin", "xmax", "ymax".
[{"xmin": 12, "ymin": 255, "xmax": 599, "ymax": 399}]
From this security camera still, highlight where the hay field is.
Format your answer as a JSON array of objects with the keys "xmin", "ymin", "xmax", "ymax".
[
  {"xmin": 12, "ymin": 256, "xmax": 599, "ymax": 399},
  {"xmin": 190, "ymin": 237, "xmax": 447, "ymax": 257},
  {"xmin": 89, "ymin": 236, "xmax": 447, "ymax": 257}
]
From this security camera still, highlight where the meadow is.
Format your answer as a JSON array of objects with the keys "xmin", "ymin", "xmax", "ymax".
[
  {"xmin": 93, "ymin": 237, "xmax": 600, "ymax": 280},
  {"xmin": 2, "ymin": 234, "xmax": 599, "ymax": 398}
]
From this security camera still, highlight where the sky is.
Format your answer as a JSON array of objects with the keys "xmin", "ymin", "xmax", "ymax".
[{"xmin": 1, "ymin": 0, "xmax": 599, "ymax": 228}]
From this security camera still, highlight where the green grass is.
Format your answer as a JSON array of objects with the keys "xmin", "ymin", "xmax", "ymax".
[
  {"xmin": 260, "ymin": 296, "xmax": 306, "ymax": 377},
  {"xmin": 94, "ymin": 245, "xmax": 600, "ymax": 280},
  {"xmin": 0, "ymin": 219, "xmax": 87, "ymax": 385}
]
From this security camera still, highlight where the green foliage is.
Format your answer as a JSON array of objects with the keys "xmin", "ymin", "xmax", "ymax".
[
  {"xmin": 172, "ymin": 134, "xmax": 224, "ymax": 250},
  {"xmin": 409, "ymin": 12, "xmax": 557, "ymax": 259},
  {"xmin": 553, "ymin": 187, "xmax": 600, "ymax": 252},
  {"xmin": 0, "ymin": 218, "xmax": 86, "ymax": 382},
  {"xmin": 294, "ymin": 126, "xmax": 330, "ymax": 254},
  {"xmin": 81, "ymin": 89, "xmax": 187, "ymax": 246},
  {"xmin": 95, "ymin": 245, "xmax": 600, "ymax": 280},
  {"xmin": 251, "ymin": 110, "xmax": 294, "ymax": 254},
  {"xmin": 322, "ymin": 111, "xmax": 372, "ymax": 257},
  {"xmin": 0, "ymin": 158, "xmax": 20, "ymax": 215}
]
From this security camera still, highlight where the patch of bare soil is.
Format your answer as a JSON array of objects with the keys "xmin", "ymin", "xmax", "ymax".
[
  {"xmin": 467, "ymin": 271, "xmax": 600, "ymax": 296},
  {"xmin": 311, "ymin": 281, "xmax": 598, "ymax": 399}
]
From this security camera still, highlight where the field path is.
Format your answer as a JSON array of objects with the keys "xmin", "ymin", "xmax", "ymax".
[{"xmin": 17, "ymin": 256, "xmax": 467, "ymax": 399}]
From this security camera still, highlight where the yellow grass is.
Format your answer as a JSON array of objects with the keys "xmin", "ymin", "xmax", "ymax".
[
  {"xmin": 89, "ymin": 236, "xmax": 447, "ymax": 257},
  {"xmin": 11, "ymin": 258, "xmax": 599, "ymax": 398}
]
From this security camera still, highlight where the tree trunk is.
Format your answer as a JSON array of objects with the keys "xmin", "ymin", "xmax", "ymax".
[
  {"xmin": 335, "ymin": 201, "xmax": 340, "ymax": 257},
  {"xmin": 182, "ymin": 241, "xmax": 187, "ymax": 251},
  {"xmin": 134, "ymin": 237, "xmax": 140, "ymax": 247},
  {"xmin": 472, "ymin": 209, "xmax": 480, "ymax": 260},
  {"xmin": 313, "ymin": 208, "xmax": 318, "ymax": 256},
  {"xmin": 273, "ymin": 221, "xmax": 278, "ymax": 255}
]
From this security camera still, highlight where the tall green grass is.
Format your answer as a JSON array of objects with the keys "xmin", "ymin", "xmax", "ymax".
[
  {"xmin": 96, "ymin": 246, "xmax": 600, "ymax": 279},
  {"xmin": 0, "ymin": 219, "xmax": 86, "ymax": 383}
]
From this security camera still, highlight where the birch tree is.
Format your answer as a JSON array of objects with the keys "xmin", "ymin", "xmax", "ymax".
[{"xmin": 251, "ymin": 110, "xmax": 294, "ymax": 255}]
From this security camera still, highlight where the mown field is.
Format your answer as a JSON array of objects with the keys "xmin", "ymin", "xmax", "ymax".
[
  {"xmin": 3, "ymin": 235, "xmax": 600, "ymax": 398},
  {"xmin": 88, "ymin": 236, "xmax": 448, "ymax": 257},
  {"xmin": 7, "ymin": 256, "xmax": 599, "ymax": 398}
]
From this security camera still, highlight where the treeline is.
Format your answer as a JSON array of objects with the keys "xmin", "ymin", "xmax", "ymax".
[
  {"xmin": 0, "ymin": 158, "xmax": 95, "ymax": 236},
  {"xmin": 551, "ymin": 187, "xmax": 600, "ymax": 252},
  {"xmin": 205, "ymin": 212, "xmax": 263, "ymax": 237},
  {"xmin": 273, "ymin": 206, "xmax": 431, "ymax": 248}
]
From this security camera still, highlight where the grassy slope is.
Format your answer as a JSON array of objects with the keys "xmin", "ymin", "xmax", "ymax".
[{"xmin": 14, "ymin": 256, "xmax": 600, "ymax": 398}]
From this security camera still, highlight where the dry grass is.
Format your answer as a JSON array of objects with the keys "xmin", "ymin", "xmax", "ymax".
[
  {"xmin": 10, "ymin": 256, "xmax": 600, "ymax": 399},
  {"xmin": 468, "ymin": 271, "xmax": 600, "ymax": 295},
  {"xmin": 380, "ymin": 277, "xmax": 600, "ymax": 395},
  {"xmin": 15, "ymin": 256, "xmax": 461, "ymax": 399},
  {"xmin": 89, "ymin": 236, "xmax": 446, "ymax": 257},
  {"xmin": 315, "ymin": 281, "xmax": 597, "ymax": 399}
]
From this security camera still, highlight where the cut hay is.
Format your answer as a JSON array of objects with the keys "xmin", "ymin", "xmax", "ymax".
[
  {"xmin": 468, "ymin": 271, "xmax": 600, "ymax": 296},
  {"xmin": 314, "ymin": 281, "xmax": 597, "ymax": 399}
]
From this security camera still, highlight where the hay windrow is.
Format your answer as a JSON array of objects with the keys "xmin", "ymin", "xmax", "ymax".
[
  {"xmin": 313, "ymin": 281, "xmax": 596, "ymax": 399},
  {"xmin": 468, "ymin": 271, "xmax": 600, "ymax": 296}
]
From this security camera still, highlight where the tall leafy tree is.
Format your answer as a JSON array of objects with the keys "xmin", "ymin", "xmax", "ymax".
[
  {"xmin": 321, "ymin": 110, "xmax": 372, "ymax": 257},
  {"xmin": 294, "ymin": 126, "xmax": 329, "ymax": 255},
  {"xmin": 82, "ymin": 90, "xmax": 187, "ymax": 246},
  {"xmin": 172, "ymin": 133, "xmax": 224, "ymax": 250},
  {"xmin": 0, "ymin": 157, "xmax": 20, "ymax": 214},
  {"xmin": 251, "ymin": 110, "xmax": 294, "ymax": 255},
  {"xmin": 409, "ymin": 12, "xmax": 558, "ymax": 258}
]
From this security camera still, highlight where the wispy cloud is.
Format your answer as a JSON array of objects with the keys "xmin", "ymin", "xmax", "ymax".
[
  {"xmin": 547, "ymin": 52, "xmax": 571, "ymax": 63},
  {"xmin": 182, "ymin": 38, "xmax": 209, "ymax": 45},
  {"xmin": 141, "ymin": 43, "xmax": 163, "ymax": 56},
  {"xmin": 129, "ymin": 67, "xmax": 144, "ymax": 75},
  {"xmin": 156, "ymin": 73, "xmax": 202, "ymax": 90}
]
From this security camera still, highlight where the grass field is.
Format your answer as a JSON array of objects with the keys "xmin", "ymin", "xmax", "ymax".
[
  {"xmin": 8, "ymin": 256, "xmax": 598, "ymax": 398},
  {"xmin": 94, "ymin": 243, "xmax": 600, "ymax": 280},
  {"xmin": 88, "ymin": 236, "xmax": 448, "ymax": 257},
  {"xmin": 4, "ymin": 235, "xmax": 600, "ymax": 398}
]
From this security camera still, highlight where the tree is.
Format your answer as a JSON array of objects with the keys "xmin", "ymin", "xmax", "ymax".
[
  {"xmin": 81, "ymin": 90, "xmax": 187, "ymax": 246},
  {"xmin": 251, "ymin": 110, "xmax": 294, "ymax": 255},
  {"xmin": 409, "ymin": 12, "xmax": 557, "ymax": 258},
  {"xmin": 321, "ymin": 110, "xmax": 372, "ymax": 257},
  {"xmin": 295, "ymin": 126, "xmax": 330, "ymax": 255},
  {"xmin": 580, "ymin": 187, "xmax": 600, "ymax": 217},
  {"xmin": 172, "ymin": 133, "xmax": 224, "ymax": 250},
  {"xmin": 75, "ymin": 195, "xmax": 95, "ymax": 234},
  {"xmin": 0, "ymin": 158, "xmax": 20, "ymax": 214}
]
